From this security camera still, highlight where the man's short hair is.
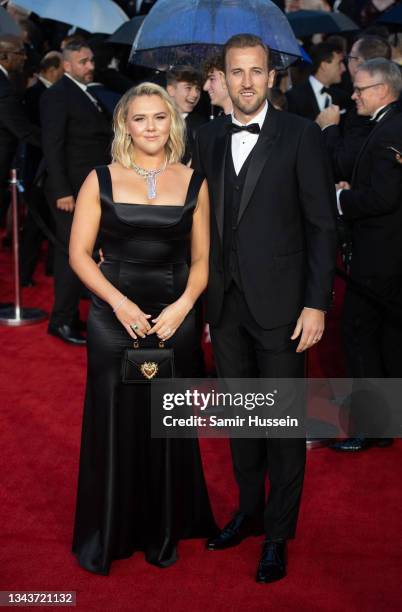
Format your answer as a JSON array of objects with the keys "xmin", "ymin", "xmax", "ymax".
[
  {"xmin": 357, "ymin": 57, "xmax": 402, "ymax": 98},
  {"xmin": 202, "ymin": 52, "xmax": 224, "ymax": 81},
  {"xmin": 166, "ymin": 66, "xmax": 202, "ymax": 88},
  {"xmin": 310, "ymin": 42, "xmax": 341, "ymax": 75},
  {"xmin": 62, "ymin": 38, "xmax": 91, "ymax": 60},
  {"xmin": 0, "ymin": 34, "xmax": 22, "ymax": 56},
  {"xmin": 223, "ymin": 33, "xmax": 270, "ymax": 71},
  {"xmin": 355, "ymin": 35, "xmax": 392, "ymax": 61},
  {"xmin": 40, "ymin": 51, "xmax": 62, "ymax": 73}
]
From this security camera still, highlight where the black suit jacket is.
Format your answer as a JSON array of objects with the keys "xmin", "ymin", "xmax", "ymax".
[
  {"xmin": 40, "ymin": 75, "xmax": 112, "ymax": 200},
  {"xmin": 322, "ymin": 108, "xmax": 373, "ymax": 183},
  {"xmin": 24, "ymin": 79, "xmax": 46, "ymax": 125},
  {"xmin": 286, "ymin": 79, "xmax": 350, "ymax": 121},
  {"xmin": 339, "ymin": 105, "xmax": 402, "ymax": 278},
  {"xmin": 193, "ymin": 109, "xmax": 337, "ymax": 329},
  {"xmin": 183, "ymin": 112, "xmax": 208, "ymax": 165},
  {"xmin": 0, "ymin": 70, "xmax": 41, "ymax": 183}
]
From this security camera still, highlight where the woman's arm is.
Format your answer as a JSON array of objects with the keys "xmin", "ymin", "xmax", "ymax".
[
  {"xmin": 148, "ymin": 178, "xmax": 210, "ymax": 340},
  {"xmin": 69, "ymin": 170, "xmax": 151, "ymax": 339}
]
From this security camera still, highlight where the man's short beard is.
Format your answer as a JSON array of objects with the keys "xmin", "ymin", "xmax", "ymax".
[{"xmin": 232, "ymin": 93, "xmax": 265, "ymax": 117}]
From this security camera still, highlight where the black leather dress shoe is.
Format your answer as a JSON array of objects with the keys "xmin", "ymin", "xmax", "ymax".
[
  {"xmin": 330, "ymin": 437, "xmax": 394, "ymax": 451},
  {"xmin": 48, "ymin": 324, "xmax": 86, "ymax": 345},
  {"xmin": 206, "ymin": 512, "xmax": 263, "ymax": 551},
  {"xmin": 256, "ymin": 541, "xmax": 287, "ymax": 584}
]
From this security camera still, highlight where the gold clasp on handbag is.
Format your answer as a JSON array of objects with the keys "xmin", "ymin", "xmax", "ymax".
[{"xmin": 132, "ymin": 338, "xmax": 165, "ymax": 380}]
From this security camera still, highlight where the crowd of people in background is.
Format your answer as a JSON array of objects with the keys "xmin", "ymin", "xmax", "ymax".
[{"xmin": 1, "ymin": 0, "xmax": 402, "ymax": 456}]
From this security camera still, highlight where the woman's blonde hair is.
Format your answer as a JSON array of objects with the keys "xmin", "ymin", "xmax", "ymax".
[{"xmin": 111, "ymin": 82, "xmax": 185, "ymax": 167}]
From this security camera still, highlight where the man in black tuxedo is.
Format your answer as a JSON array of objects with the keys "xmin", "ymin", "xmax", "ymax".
[
  {"xmin": 286, "ymin": 42, "xmax": 349, "ymax": 121},
  {"xmin": 193, "ymin": 34, "xmax": 337, "ymax": 583},
  {"xmin": 0, "ymin": 35, "xmax": 40, "ymax": 224},
  {"xmin": 40, "ymin": 40, "xmax": 112, "ymax": 345},
  {"xmin": 316, "ymin": 36, "xmax": 392, "ymax": 182},
  {"xmin": 331, "ymin": 58, "xmax": 402, "ymax": 452}
]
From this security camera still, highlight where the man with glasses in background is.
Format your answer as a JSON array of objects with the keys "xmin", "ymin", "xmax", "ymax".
[
  {"xmin": 316, "ymin": 35, "xmax": 392, "ymax": 182},
  {"xmin": 333, "ymin": 58, "xmax": 402, "ymax": 452}
]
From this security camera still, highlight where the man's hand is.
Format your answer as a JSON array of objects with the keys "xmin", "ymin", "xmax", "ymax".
[
  {"xmin": 56, "ymin": 196, "xmax": 75, "ymax": 212},
  {"xmin": 315, "ymin": 105, "xmax": 340, "ymax": 129},
  {"xmin": 335, "ymin": 181, "xmax": 350, "ymax": 190},
  {"xmin": 291, "ymin": 308, "xmax": 325, "ymax": 353}
]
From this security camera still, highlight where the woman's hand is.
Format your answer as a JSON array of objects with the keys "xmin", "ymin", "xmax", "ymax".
[
  {"xmin": 113, "ymin": 298, "xmax": 151, "ymax": 339},
  {"xmin": 147, "ymin": 297, "xmax": 192, "ymax": 341}
]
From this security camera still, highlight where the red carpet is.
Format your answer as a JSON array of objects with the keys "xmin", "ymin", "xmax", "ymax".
[{"xmin": 1, "ymin": 248, "xmax": 401, "ymax": 611}]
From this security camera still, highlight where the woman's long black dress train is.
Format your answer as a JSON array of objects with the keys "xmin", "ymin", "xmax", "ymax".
[{"xmin": 72, "ymin": 166, "xmax": 217, "ymax": 575}]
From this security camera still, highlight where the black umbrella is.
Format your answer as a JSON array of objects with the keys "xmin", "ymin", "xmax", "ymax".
[
  {"xmin": 378, "ymin": 4, "xmax": 402, "ymax": 25},
  {"xmin": 108, "ymin": 15, "xmax": 144, "ymax": 45},
  {"xmin": 287, "ymin": 10, "xmax": 359, "ymax": 38},
  {"xmin": 0, "ymin": 6, "xmax": 22, "ymax": 36}
]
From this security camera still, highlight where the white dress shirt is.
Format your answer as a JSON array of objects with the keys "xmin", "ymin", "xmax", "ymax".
[
  {"xmin": 37, "ymin": 74, "xmax": 52, "ymax": 88},
  {"xmin": 0, "ymin": 64, "xmax": 9, "ymax": 78},
  {"xmin": 309, "ymin": 75, "xmax": 332, "ymax": 111},
  {"xmin": 231, "ymin": 101, "xmax": 268, "ymax": 175}
]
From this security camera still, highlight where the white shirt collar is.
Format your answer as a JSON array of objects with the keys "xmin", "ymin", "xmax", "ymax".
[
  {"xmin": 309, "ymin": 75, "xmax": 326, "ymax": 96},
  {"xmin": 0, "ymin": 64, "xmax": 9, "ymax": 78},
  {"xmin": 371, "ymin": 104, "xmax": 389, "ymax": 122},
  {"xmin": 37, "ymin": 74, "xmax": 52, "ymax": 88},
  {"xmin": 231, "ymin": 100, "xmax": 268, "ymax": 128},
  {"xmin": 64, "ymin": 71, "xmax": 88, "ymax": 92}
]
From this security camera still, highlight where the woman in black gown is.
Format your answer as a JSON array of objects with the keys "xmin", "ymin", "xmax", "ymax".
[{"xmin": 69, "ymin": 82, "xmax": 216, "ymax": 575}]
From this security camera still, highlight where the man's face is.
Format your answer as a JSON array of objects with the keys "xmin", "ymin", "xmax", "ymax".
[
  {"xmin": 64, "ymin": 47, "xmax": 94, "ymax": 84},
  {"xmin": 225, "ymin": 45, "xmax": 275, "ymax": 121},
  {"xmin": 352, "ymin": 69, "xmax": 385, "ymax": 116},
  {"xmin": 347, "ymin": 40, "xmax": 363, "ymax": 80},
  {"xmin": 1, "ymin": 44, "xmax": 26, "ymax": 73},
  {"xmin": 323, "ymin": 52, "xmax": 345, "ymax": 85},
  {"xmin": 203, "ymin": 68, "xmax": 228, "ymax": 108},
  {"xmin": 167, "ymin": 80, "xmax": 201, "ymax": 114}
]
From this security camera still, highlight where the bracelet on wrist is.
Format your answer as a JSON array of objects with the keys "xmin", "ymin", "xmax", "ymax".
[{"xmin": 113, "ymin": 295, "xmax": 127, "ymax": 313}]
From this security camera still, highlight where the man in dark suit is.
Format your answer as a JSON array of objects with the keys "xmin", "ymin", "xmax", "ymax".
[
  {"xmin": 193, "ymin": 34, "xmax": 337, "ymax": 583},
  {"xmin": 332, "ymin": 58, "xmax": 402, "ymax": 451},
  {"xmin": 316, "ymin": 36, "xmax": 392, "ymax": 182},
  {"xmin": 0, "ymin": 34, "xmax": 40, "ymax": 224},
  {"xmin": 286, "ymin": 42, "xmax": 349, "ymax": 121},
  {"xmin": 19, "ymin": 51, "xmax": 63, "ymax": 286},
  {"xmin": 40, "ymin": 40, "xmax": 112, "ymax": 344}
]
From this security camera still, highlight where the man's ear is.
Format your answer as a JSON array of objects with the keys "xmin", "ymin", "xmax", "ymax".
[
  {"xmin": 268, "ymin": 69, "xmax": 276, "ymax": 89},
  {"xmin": 166, "ymin": 83, "xmax": 175, "ymax": 98}
]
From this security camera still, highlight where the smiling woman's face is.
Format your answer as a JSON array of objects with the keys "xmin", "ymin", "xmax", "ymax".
[{"xmin": 126, "ymin": 94, "xmax": 171, "ymax": 156}]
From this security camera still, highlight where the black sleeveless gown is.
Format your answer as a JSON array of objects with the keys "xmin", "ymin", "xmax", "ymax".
[{"xmin": 72, "ymin": 166, "xmax": 217, "ymax": 575}]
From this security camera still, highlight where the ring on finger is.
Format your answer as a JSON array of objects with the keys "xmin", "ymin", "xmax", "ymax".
[{"xmin": 130, "ymin": 323, "xmax": 139, "ymax": 332}]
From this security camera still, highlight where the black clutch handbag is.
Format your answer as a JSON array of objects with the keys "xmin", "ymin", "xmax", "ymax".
[{"xmin": 121, "ymin": 339, "xmax": 175, "ymax": 383}]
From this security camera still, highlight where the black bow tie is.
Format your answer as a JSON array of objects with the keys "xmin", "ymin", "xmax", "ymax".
[
  {"xmin": 227, "ymin": 122, "xmax": 261, "ymax": 135},
  {"xmin": 320, "ymin": 86, "xmax": 331, "ymax": 95}
]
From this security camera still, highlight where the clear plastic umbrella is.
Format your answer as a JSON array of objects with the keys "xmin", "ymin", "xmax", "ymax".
[
  {"xmin": 130, "ymin": 0, "xmax": 303, "ymax": 70},
  {"xmin": 14, "ymin": 0, "xmax": 128, "ymax": 35}
]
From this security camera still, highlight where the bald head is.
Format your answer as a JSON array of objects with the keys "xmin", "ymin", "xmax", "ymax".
[{"xmin": 39, "ymin": 51, "xmax": 64, "ymax": 83}]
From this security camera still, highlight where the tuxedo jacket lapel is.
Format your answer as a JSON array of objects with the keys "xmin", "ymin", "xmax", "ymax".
[
  {"xmin": 352, "ymin": 105, "xmax": 399, "ymax": 184},
  {"xmin": 237, "ymin": 107, "xmax": 281, "ymax": 225},
  {"xmin": 212, "ymin": 116, "xmax": 230, "ymax": 242}
]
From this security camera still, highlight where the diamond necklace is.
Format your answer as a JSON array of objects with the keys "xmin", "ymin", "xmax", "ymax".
[{"xmin": 131, "ymin": 157, "xmax": 168, "ymax": 200}]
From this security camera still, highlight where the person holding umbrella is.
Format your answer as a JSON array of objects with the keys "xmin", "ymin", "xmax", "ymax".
[{"xmin": 193, "ymin": 33, "xmax": 337, "ymax": 584}]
